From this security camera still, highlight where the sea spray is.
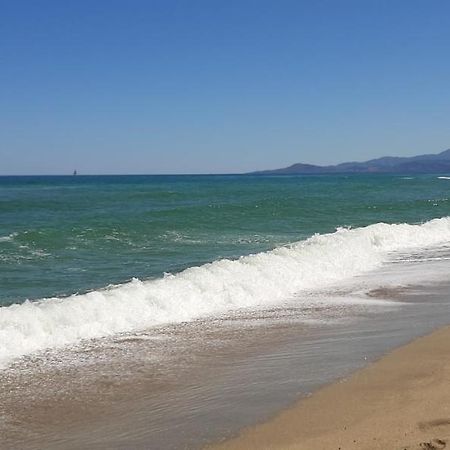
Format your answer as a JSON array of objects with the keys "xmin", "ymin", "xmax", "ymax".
[{"xmin": 1, "ymin": 217, "xmax": 450, "ymax": 367}]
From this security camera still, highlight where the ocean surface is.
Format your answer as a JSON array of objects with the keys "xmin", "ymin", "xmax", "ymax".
[
  {"xmin": 3, "ymin": 174, "xmax": 450, "ymax": 448},
  {"xmin": 1, "ymin": 173, "xmax": 450, "ymax": 367}
]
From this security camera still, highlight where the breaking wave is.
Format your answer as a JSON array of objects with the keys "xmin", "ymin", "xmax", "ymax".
[{"xmin": 1, "ymin": 218, "xmax": 450, "ymax": 367}]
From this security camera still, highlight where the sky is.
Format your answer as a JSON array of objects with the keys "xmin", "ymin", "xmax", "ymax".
[{"xmin": 1, "ymin": 0, "xmax": 450, "ymax": 175}]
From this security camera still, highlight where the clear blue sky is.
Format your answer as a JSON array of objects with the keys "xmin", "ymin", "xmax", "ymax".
[{"xmin": 1, "ymin": 0, "xmax": 450, "ymax": 174}]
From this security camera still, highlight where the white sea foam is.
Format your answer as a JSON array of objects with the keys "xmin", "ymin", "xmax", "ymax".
[
  {"xmin": 0, "ymin": 232, "xmax": 17, "ymax": 243},
  {"xmin": 438, "ymin": 176, "xmax": 450, "ymax": 180},
  {"xmin": 1, "ymin": 218, "xmax": 450, "ymax": 367}
]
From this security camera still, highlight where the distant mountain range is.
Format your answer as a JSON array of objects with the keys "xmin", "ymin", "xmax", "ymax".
[{"xmin": 251, "ymin": 149, "xmax": 450, "ymax": 174}]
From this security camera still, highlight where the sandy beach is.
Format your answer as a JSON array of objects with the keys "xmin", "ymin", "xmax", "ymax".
[{"xmin": 210, "ymin": 325, "xmax": 450, "ymax": 450}]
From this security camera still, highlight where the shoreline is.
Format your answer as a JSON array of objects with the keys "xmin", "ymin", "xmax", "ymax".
[
  {"xmin": 3, "ymin": 267, "xmax": 450, "ymax": 449},
  {"xmin": 209, "ymin": 324, "xmax": 450, "ymax": 450}
]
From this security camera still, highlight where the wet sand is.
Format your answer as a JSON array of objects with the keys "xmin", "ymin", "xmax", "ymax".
[
  {"xmin": 3, "ymin": 253, "xmax": 450, "ymax": 449},
  {"xmin": 211, "ymin": 325, "xmax": 450, "ymax": 450},
  {"xmin": 3, "ymin": 287, "xmax": 449, "ymax": 450}
]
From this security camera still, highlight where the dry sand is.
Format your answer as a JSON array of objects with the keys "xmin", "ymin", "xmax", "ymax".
[{"xmin": 209, "ymin": 325, "xmax": 450, "ymax": 450}]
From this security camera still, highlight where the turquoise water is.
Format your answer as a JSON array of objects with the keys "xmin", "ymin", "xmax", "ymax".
[
  {"xmin": 4, "ymin": 174, "xmax": 450, "ymax": 450},
  {"xmin": 1, "ymin": 174, "xmax": 450, "ymax": 307}
]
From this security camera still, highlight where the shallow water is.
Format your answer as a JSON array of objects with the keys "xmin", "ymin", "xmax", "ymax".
[{"xmin": 2, "ymin": 247, "xmax": 450, "ymax": 449}]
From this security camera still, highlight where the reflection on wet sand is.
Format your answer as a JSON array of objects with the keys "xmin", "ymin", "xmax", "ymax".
[{"xmin": 2, "ymin": 252, "xmax": 450, "ymax": 449}]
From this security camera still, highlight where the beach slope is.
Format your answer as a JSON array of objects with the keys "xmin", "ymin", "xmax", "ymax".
[{"xmin": 210, "ymin": 325, "xmax": 450, "ymax": 450}]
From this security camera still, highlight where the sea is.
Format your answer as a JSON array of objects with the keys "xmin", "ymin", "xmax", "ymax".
[{"xmin": 2, "ymin": 173, "xmax": 450, "ymax": 449}]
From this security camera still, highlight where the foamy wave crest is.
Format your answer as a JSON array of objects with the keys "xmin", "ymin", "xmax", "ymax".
[{"xmin": 1, "ymin": 218, "xmax": 450, "ymax": 367}]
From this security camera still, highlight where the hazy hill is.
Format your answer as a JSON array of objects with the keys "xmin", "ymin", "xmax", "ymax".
[{"xmin": 252, "ymin": 149, "xmax": 450, "ymax": 174}]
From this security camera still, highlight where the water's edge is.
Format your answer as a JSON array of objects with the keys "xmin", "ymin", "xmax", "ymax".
[{"xmin": 2, "ymin": 261, "xmax": 450, "ymax": 449}]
